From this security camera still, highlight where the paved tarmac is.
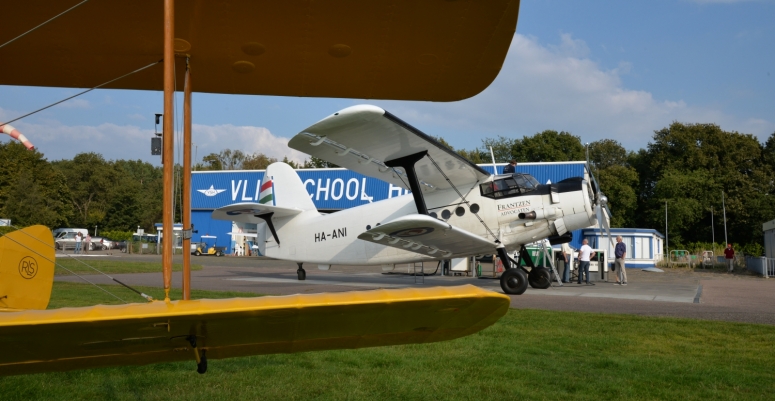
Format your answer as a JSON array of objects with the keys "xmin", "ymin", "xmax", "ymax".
[{"xmin": 55, "ymin": 252, "xmax": 775, "ymax": 325}]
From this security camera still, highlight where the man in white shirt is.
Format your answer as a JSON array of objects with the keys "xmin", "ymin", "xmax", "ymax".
[
  {"xmin": 561, "ymin": 242, "xmax": 573, "ymax": 283},
  {"xmin": 74, "ymin": 232, "xmax": 83, "ymax": 254},
  {"xmin": 577, "ymin": 239, "xmax": 596, "ymax": 285}
]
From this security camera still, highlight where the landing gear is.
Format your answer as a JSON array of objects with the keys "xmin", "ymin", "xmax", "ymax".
[
  {"xmin": 196, "ymin": 350, "xmax": 208, "ymax": 374},
  {"xmin": 528, "ymin": 267, "xmax": 552, "ymax": 289},
  {"xmin": 500, "ymin": 268, "xmax": 528, "ymax": 295},
  {"xmin": 496, "ymin": 246, "xmax": 528, "ymax": 295},
  {"xmin": 187, "ymin": 336, "xmax": 207, "ymax": 374},
  {"xmin": 297, "ymin": 262, "xmax": 306, "ymax": 280}
]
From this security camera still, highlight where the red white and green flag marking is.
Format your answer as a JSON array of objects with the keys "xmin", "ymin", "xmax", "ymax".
[{"xmin": 259, "ymin": 178, "xmax": 273, "ymax": 205}]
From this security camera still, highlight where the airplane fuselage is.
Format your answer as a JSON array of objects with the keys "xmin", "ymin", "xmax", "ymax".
[{"xmin": 264, "ymin": 176, "xmax": 596, "ymax": 266}]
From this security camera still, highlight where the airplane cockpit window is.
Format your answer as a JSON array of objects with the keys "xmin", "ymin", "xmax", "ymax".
[{"xmin": 480, "ymin": 174, "xmax": 541, "ymax": 199}]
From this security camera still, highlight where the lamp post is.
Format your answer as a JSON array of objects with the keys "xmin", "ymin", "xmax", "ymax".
[{"xmin": 94, "ymin": 225, "xmax": 98, "ymax": 237}]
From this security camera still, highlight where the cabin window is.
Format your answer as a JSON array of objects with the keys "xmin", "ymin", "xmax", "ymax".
[{"xmin": 479, "ymin": 174, "xmax": 540, "ymax": 199}]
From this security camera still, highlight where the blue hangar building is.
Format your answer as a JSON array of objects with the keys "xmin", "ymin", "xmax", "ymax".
[{"xmin": 190, "ymin": 161, "xmax": 587, "ymax": 252}]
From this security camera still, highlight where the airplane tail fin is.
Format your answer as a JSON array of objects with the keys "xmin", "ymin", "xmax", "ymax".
[
  {"xmin": 261, "ymin": 162, "xmax": 317, "ymax": 211},
  {"xmin": 0, "ymin": 225, "xmax": 55, "ymax": 311}
]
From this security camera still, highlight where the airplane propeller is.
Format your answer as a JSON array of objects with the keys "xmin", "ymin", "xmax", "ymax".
[{"xmin": 590, "ymin": 172, "xmax": 615, "ymax": 275}]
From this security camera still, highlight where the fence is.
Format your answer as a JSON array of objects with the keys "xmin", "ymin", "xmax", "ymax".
[{"xmin": 745, "ymin": 257, "xmax": 775, "ymax": 277}]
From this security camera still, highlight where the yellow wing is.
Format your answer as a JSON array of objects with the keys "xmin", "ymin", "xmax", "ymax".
[
  {"xmin": 0, "ymin": 225, "xmax": 56, "ymax": 311},
  {"xmin": 1, "ymin": 1, "xmax": 520, "ymax": 102},
  {"xmin": 0, "ymin": 285, "xmax": 509, "ymax": 376}
]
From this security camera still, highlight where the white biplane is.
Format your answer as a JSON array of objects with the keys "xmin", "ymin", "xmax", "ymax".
[{"xmin": 213, "ymin": 105, "xmax": 608, "ymax": 295}]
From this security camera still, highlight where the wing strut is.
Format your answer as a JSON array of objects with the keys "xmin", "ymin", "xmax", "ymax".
[
  {"xmin": 385, "ymin": 151, "xmax": 429, "ymax": 215},
  {"xmin": 256, "ymin": 213, "xmax": 280, "ymax": 246}
]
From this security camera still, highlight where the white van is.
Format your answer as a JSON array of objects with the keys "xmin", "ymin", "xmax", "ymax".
[{"xmin": 53, "ymin": 228, "xmax": 88, "ymax": 238}]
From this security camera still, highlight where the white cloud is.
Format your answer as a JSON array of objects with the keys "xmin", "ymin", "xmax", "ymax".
[
  {"xmin": 1, "ymin": 115, "xmax": 305, "ymax": 165},
  {"xmin": 127, "ymin": 113, "xmax": 146, "ymax": 121},
  {"xmin": 192, "ymin": 124, "xmax": 307, "ymax": 164},
  {"xmin": 376, "ymin": 33, "xmax": 775, "ymax": 150},
  {"xmin": 58, "ymin": 98, "xmax": 90, "ymax": 109}
]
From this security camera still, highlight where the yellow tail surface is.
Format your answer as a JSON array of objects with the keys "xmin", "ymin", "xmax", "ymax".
[{"xmin": 0, "ymin": 225, "xmax": 55, "ymax": 310}]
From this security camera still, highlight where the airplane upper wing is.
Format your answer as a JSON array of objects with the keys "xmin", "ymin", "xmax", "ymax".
[
  {"xmin": 357, "ymin": 214, "xmax": 497, "ymax": 258},
  {"xmin": 0, "ymin": 285, "xmax": 508, "ymax": 376},
  {"xmin": 288, "ymin": 105, "xmax": 491, "ymax": 193}
]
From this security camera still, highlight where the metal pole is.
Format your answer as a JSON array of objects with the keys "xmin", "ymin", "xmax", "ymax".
[
  {"xmin": 711, "ymin": 207, "xmax": 714, "ymax": 245},
  {"xmin": 722, "ymin": 191, "xmax": 728, "ymax": 245},
  {"xmin": 665, "ymin": 201, "xmax": 668, "ymax": 264},
  {"xmin": 182, "ymin": 57, "xmax": 192, "ymax": 300},
  {"xmin": 162, "ymin": 0, "xmax": 175, "ymax": 302}
]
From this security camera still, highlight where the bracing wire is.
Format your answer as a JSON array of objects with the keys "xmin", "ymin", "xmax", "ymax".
[
  {"xmin": 0, "ymin": 0, "xmax": 90, "ymax": 50},
  {"xmin": 425, "ymin": 154, "xmax": 499, "ymax": 241},
  {"xmin": 0, "ymin": 232, "xmax": 128, "ymax": 304},
  {"xmin": 1, "ymin": 226, "xmax": 155, "ymax": 302},
  {"xmin": 0, "ymin": 60, "xmax": 163, "ymax": 126}
]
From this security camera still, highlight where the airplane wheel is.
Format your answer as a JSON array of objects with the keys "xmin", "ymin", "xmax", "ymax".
[
  {"xmin": 196, "ymin": 351, "xmax": 207, "ymax": 374},
  {"xmin": 500, "ymin": 268, "xmax": 528, "ymax": 295},
  {"xmin": 297, "ymin": 269, "xmax": 306, "ymax": 281},
  {"xmin": 195, "ymin": 250, "xmax": 201, "ymax": 256},
  {"xmin": 528, "ymin": 267, "xmax": 552, "ymax": 289}
]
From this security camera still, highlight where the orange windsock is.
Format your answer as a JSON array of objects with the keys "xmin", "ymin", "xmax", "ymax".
[{"xmin": 0, "ymin": 124, "xmax": 34, "ymax": 150}]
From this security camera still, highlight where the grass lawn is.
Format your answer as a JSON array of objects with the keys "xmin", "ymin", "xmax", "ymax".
[
  {"xmin": 1, "ymin": 283, "xmax": 774, "ymax": 400},
  {"xmin": 54, "ymin": 259, "xmax": 203, "ymax": 276},
  {"xmin": 46, "ymin": 282, "xmax": 258, "ymax": 308}
]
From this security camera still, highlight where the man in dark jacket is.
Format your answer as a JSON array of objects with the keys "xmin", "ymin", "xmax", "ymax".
[
  {"xmin": 614, "ymin": 236, "xmax": 627, "ymax": 285},
  {"xmin": 503, "ymin": 160, "xmax": 517, "ymax": 174}
]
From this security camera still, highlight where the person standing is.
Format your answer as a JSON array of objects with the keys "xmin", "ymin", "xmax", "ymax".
[
  {"xmin": 84, "ymin": 233, "xmax": 91, "ymax": 254},
  {"xmin": 503, "ymin": 160, "xmax": 517, "ymax": 174},
  {"xmin": 724, "ymin": 243, "xmax": 735, "ymax": 273},
  {"xmin": 74, "ymin": 232, "xmax": 82, "ymax": 254},
  {"xmin": 614, "ymin": 236, "xmax": 628, "ymax": 285},
  {"xmin": 577, "ymin": 239, "xmax": 595, "ymax": 285},
  {"xmin": 561, "ymin": 242, "xmax": 573, "ymax": 283}
]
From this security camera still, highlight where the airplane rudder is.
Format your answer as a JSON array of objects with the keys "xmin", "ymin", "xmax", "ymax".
[{"xmin": 264, "ymin": 162, "xmax": 316, "ymax": 211}]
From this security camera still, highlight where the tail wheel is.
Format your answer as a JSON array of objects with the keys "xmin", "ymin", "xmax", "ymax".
[
  {"xmin": 196, "ymin": 351, "xmax": 207, "ymax": 374},
  {"xmin": 500, "ymin": 268, "xmax": 528, "ymax": 295},
  {"xmin": 528, "ymin": 267, "xmax": 552, "ymax": 289}
]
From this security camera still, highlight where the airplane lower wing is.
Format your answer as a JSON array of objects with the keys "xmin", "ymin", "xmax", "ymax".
[
  {"xmin": 0, "ymin": 285, "xmax": 508, "ymax": 376},
  {"xmin": 358, "ymin": 214, "xmax": 496, "ymax": 258}
]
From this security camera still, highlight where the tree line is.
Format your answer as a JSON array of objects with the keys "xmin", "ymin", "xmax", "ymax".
[{"xmin": 1, "ymin": 122, "xmax": 773, "ymax": 254}]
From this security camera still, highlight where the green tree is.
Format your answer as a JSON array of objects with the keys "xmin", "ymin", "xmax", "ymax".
[
  {"xmin": 0, "ymin": 142, "xmax": 72, "ymax": 228},
  {"xmin": 242, "ymin": 153, "xmax": 276, "ymax": 170},
  {"xmin": 53, "ymin": 153, "xmax": 117, "ymax": 228},
  {"xmin": 635, "ymin": 123, "xmax": 775, "ymax": 249},
  {"xmin": 588, "ymin": 140, "xmax": 639, "ymax": 227},
  {"xmin": 512, "ymin": 130, "xmax": 586, "ymax": 162}
]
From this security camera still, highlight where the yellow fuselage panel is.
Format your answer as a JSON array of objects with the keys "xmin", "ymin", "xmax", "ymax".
[
  {"xmin": 0, "ymin": 285, "xmax": 509, "ymax": 376},
  {"xmin": 0, "ymin": 225, "xmax": 55, "ymax": 310}
]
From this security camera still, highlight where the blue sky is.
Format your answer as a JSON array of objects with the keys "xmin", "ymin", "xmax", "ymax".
[{"xmin": 1, "ymin": 0, "xmax": 773, "ymax": 165}]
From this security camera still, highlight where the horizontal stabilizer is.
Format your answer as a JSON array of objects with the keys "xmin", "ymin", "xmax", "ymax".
[
  {"xmin": 212, "ymin": 202, "xmax": 304, "ymax": 224},
  {"xmin": 0, "ymin": 285, "xmax": 509, "ymax": 376},
  {"xmin": 357, "ymin": 214, "xmax": 496, "ymax": 258}
]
